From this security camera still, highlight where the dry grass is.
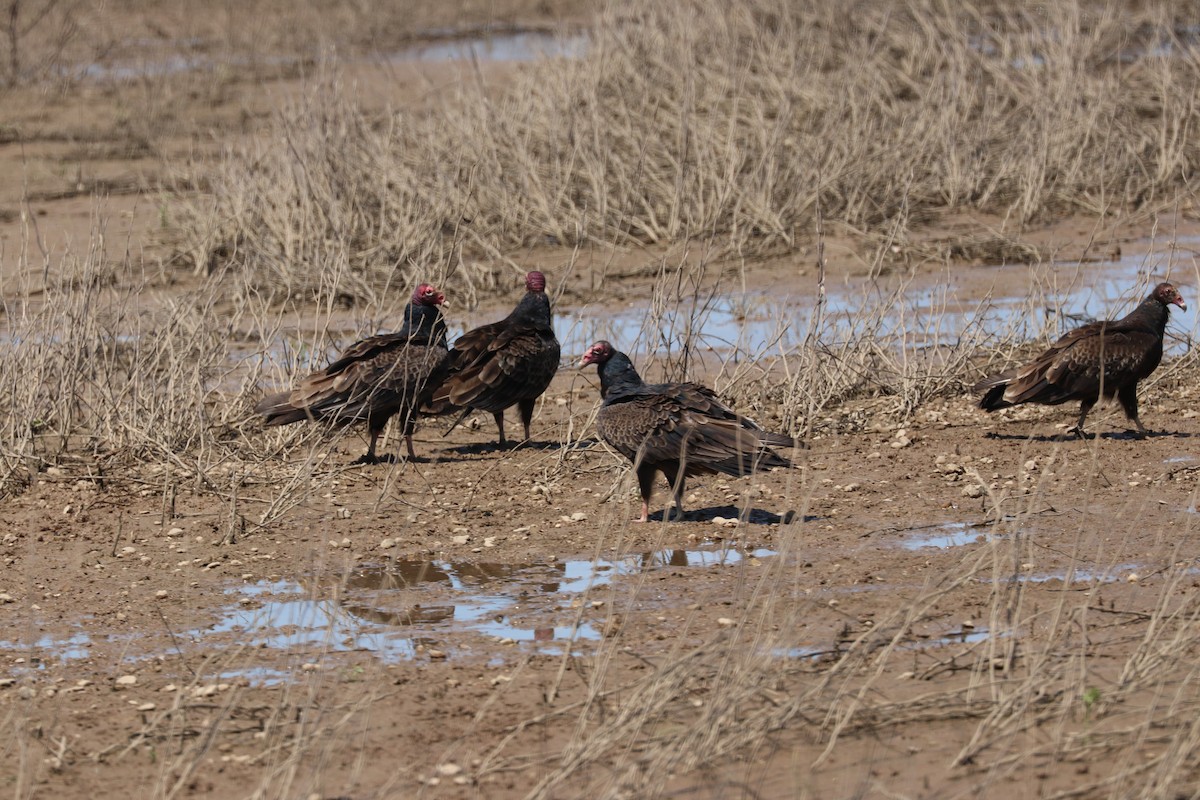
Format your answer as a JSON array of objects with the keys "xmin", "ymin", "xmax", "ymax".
[
  {"xmin": 5, "ymin": 229, "xmax": 1200, "ymax": 797},
  {"xmin": 9, "ymin": 216, "xmax": 1200, "ymax": 797},
  {"xmin": 173, "ymin": 0, "xmax": 1200, "ymax": 302},
  {"xmin": 7, "ymin": 0, "xmax": 1200, "ymax": 798},
  {"xmin": 458, "ymin": 473, "xmax": 1200, "ymax": 800}
]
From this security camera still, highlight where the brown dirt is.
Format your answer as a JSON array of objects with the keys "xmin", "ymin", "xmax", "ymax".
[
  {"xmin": 5, "ymin": 4, "xmax": 1200, "ymax": 800},
  {"xmin": 6, "ymin": 363, "xmax": 1200, "ymax": 798}
]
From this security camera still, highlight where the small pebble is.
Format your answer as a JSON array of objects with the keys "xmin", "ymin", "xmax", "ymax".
[{"xmin": 115, "ymin": 675, "xmax": 137, "ymax": 686}]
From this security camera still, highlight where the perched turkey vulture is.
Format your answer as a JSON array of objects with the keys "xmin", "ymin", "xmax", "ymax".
[
  {"xmin": 974, "ymin": 281, "xmax": 1186, "ymax": 437},
  {"xmin": 580, "ymin": 340, "xmax": 795, "ymax": 522},
  {"xmin": 430, "ymin": 271, "xmax": 561, "ymax": 446},
  {"xmin": 255, "ymin": 283, "xmax": 450, "ymax": 463}
]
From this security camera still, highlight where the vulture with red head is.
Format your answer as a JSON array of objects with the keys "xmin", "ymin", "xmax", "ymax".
[
  {"xmin": 975, "ymin": 281, "xmax": 1186, "ymax": 437},
  {"xmin": 255, "ymin": 283, "xmax": 450, "ymax": 462},
  {"xmin": 580, "ymin": 340, "xmax": 795, "ymax": 522},
  {"xmin": 431, "ymin": 271, "xmax": 561, "ymax": 446}
]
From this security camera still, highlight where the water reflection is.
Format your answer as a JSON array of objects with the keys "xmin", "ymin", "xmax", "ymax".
[
  {"xmin": 900, "ymin": 522, "xmax": 992, "ymax": 550},
  {"xmin": 192, "ymin": 545, "xmax": 776, "ymax": 664}
]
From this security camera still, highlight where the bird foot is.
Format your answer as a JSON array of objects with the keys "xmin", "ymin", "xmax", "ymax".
[{"xmin": 663, "ymin": 506, "xmax": 687, "ymax": 522}]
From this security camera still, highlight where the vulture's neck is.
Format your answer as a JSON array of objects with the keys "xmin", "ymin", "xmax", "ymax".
[
  {"xmin": 399, "ymin": 303, "xmax": 447, "ymax": 346},
  {"xmin": 509, "ymin": 291, "xmax": 553, "ymax": 329},
  {"xmin": 1124, "ymin": 295, "xmax": 1171, "ymax": 334},
  {"xmin": 599, "ymin": 352, "xmax": 645, "ymax": 399}
]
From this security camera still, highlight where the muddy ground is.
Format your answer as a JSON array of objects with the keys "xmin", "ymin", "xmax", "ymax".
[
  {"xmin": 6, "ymin": 332, "xmax": 1200, "ymax": 798},
  {"xmin": 5, "ymin": 4, "xmax": 1200, "ymax": 800}
]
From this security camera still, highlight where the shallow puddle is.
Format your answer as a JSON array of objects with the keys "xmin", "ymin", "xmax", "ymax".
[
  {"xmin": 1023, "ymin": 564, "xmax": 1142, "ymax": 584},
  {"xmin": 191, "ymin": 545, "xmax": 776, "ymax": 672},
  {"xmin": 80, "ymin": 30, "xmax": 586, "ymax": 83},
  {"xmin": 559, "ymin": 241, "xmax": 1196, "ymax": 357},
  {"xmin": 778, "ymin": 626, "xmax": 991, "ymax": 661},
  {"xmin": 0, "ymin": 631, "xmax": 92, "ymax": 671},
  {"xmin": 899, "ymin": 522, "xmax": 991, "ymax": 550},
  {"xmin": 232, "ymin": 237, "xmax": 1197, "ymax": 391},
  {"xmin": 388, "ymin": 31, "xmax": 587, "ymax": 63},
  {"xmin": 924, "ymin": 627, "xmax": 991, "ymax": 647}
]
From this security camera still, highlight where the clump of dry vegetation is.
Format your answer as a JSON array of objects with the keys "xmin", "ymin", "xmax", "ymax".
[
  {"xmin": 465, "ymin": 489, "xmax": 1200, "ymax": 800},
  {"xmin": 5, "ymin": 3, "xmax": 1200, "ymax": 797},
  {"xmin": 176, "ymin": 0, "xmax": 1200, "ymax": 301}
]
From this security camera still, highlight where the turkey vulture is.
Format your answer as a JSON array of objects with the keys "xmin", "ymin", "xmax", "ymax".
[
  {"xmin": 255, "ymin": 283, "xmax": 450, "ymax": 463},
  {"xmin": 580, "ymin": 340, "xmax": 795, "ymax": 522},
  {"xmin": 430, "ymin": 271, "xmax": 561, "ymax": 446},
  {"xmin": 974, "ymin": 281, "xmax": 1186, "ymax": 437}
]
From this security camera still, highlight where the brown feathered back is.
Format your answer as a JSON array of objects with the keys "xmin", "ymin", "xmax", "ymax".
[
  {"xmin": 974, "ymin": 281, "xmax": 1186, "ymax": 436},
  {"xmin": 580, "ymin": 340, "xmax": 794, "ymax": 521},
  {"xmin": 255, "ymin": 284, "xmax": 450, "ymax": 461},
  {"xmin": 429, "ymin": 271, "xmax": 560, "ymax": 444}
]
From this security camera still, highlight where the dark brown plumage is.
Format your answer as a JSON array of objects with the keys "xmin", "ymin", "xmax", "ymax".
[
  {"xmin": 430, "ymin": 271, "xmax": 561, "ymax": 446},
  {"xmin": 255, "ymin": 283, "xmax": 450, "ymax": 463},
  {"xmin": 974, "ymin": 281, "xmax": 1186, "ymax": 437},
  {"xmin": 580, "ymin": 340, "xmax": 795, "ymax": 523}
]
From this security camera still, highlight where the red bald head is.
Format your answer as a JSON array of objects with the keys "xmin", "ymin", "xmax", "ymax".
[
  {"xmin": 1152, "ymin": 282, "xmax": 1186, "ymax": 312},
  {"xmin": 580, "ymin": 340, "xmax": 615, "ymax": 367},
  {"xmin": 525, "ymin": 271, "xmax": 546, "ymax": 293},
  {"xmin": 412, "ymin": 283, "xmax": 445, "ymax": 306}
]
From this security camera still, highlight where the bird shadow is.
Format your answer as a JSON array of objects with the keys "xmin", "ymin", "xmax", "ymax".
[
  {"xmin": 349, "ymin": 453, "xmax": 400, "ymax": 466},
  {"xmin": 984, "ymin": 429, "xmax": 1194, "ymax": 442},
  {"xmin": 649, "ymin": 505, "xmax": 819, "ymax": 525},
  {"xmin": 439, "ymin": 439, "xmax": 575, "ymax": 456}
]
